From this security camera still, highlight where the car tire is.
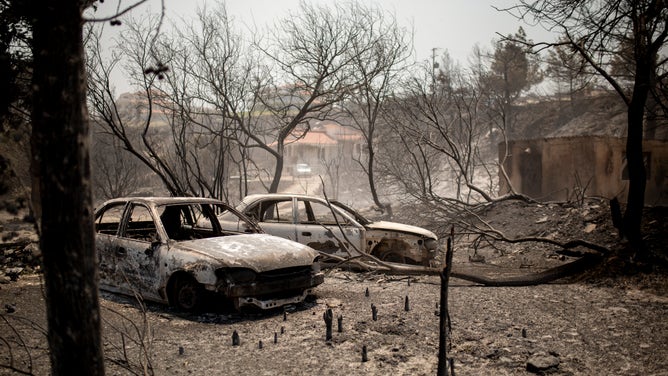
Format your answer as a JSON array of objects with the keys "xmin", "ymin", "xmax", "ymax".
[
  {"xmin": 380, "ymin": 251, "xmax": 406, "ymax": 264},
  {"xmin": 172, "ymin": 275, "xmax": 203, "ymax": 312},
  {"xmin": 373, "ymin": 241, "xmax": 406, "ymax": 264}
]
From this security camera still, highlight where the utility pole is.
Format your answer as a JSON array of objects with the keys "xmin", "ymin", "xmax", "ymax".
[{"xmin": 431, "ymin": 47, "xmax": 440, "ymax": 93}]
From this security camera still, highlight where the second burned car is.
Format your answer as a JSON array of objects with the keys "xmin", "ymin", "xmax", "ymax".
[{"xmin": 221, "ymin": 194, "xmax": 439, "ymax": 266}]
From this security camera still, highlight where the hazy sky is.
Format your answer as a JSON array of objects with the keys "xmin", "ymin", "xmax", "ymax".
[{"xmin": 93, "ymin": 0, "xmax": 556, "ymax": 95}]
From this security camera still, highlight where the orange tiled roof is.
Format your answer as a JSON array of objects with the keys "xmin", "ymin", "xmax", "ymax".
[{"xmin": 286, "ymin": 129, "xmax": 338, "ymax": 145}]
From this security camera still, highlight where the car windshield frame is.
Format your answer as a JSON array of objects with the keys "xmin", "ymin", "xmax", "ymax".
[
  {"xmin": 209, "ymin": 201, "xmax": 263, "ymax": 233},
  {"xmin": 155, "ymin": 201, "xmax": 263, "ymax": 240},
  {"xmin": 330, "ymin": 200, "xmax": 370, "ymax": 225}
]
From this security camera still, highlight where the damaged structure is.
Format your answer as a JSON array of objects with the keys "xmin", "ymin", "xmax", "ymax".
[
  {"xmin": 500, "ymin": 136, "xmax": 668, "ymax": 205},
  {"xmin": 499, "ymin": 94, "xmax": 668, "ymax": 205}
]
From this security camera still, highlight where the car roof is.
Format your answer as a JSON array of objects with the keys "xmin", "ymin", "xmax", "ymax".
[
  {"xmin": 242, "ymin": 193, "xmax": 332, "ymax": 203},
  {"xmin": 101, "ymin": 196, "xmax": 225, "ymax": 207}
]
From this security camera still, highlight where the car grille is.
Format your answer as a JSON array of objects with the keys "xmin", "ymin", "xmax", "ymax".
[
  {"xmin": 256, "ymin": 265, "xmax": 312, "ymax": 281},
  {"xmin": 217, "ymin": 264, "xmax": 322, "ymax": 300}
]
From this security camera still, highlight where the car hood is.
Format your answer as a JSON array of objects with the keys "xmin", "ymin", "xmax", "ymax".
[
  {"xmin": 173, "ymin": 234, "xmax": 318, "ymax": 273},
  {"xmin": 366, "ymin": 221, "xmax": 437, "ymax": 239}
]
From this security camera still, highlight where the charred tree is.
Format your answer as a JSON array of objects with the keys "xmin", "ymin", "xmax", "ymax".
[
  {"xmin": 24, "ymin": 0, "xmax": 105, "ymax": 374},
  {"xmin": 438, "ymin": 235, "xmax": 454, "ymax": 376}
]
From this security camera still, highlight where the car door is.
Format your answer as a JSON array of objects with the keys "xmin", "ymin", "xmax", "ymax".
[
  {"xmin": 245, "ymin": 198, "xmax": 298, "ymax": 241},
  {"xmin": 116, "ymin": 203, "xmax": 164, "ymax": 301},
  {"xmin": 95, "ymin": 202, "xmax": 128, "ymax": 291},
  {"xmin": 295, "ymin": 198, "xmax": 364, "ymax": 258}
]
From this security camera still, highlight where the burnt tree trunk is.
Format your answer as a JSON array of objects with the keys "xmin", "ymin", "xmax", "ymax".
[
  {"xmin": 28, "ymin": 1, "xmax": 105, "ymax": 374},
  {"xmin": 623, "ymin": 50, "xmax": 650, "ymax": 253},
  {"xmin": 268, "ymin": 142, "xmax": 284, "ymax": 194},
  {"xmin": 366, "ymin": 140, "xmax": 389, "ymax": 215},
  {"xmin": 437, "ymin": 236, "xmax": 454, "ymax": 375}
]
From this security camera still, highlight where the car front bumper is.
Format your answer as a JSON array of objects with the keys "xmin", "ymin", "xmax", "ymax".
[{"xmin": 217, "ymin": 272, "xmax": 325, "ymax": 310}]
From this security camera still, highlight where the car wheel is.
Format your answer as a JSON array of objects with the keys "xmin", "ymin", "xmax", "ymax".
[
  {"xmin": 172, "ymin": 275, "xmax": 203, "ymax": 312},
  {"xmin": 373, "ymin": 241, "xmax": 407, "ymax": 264},
  {"xmin": 380, "ymin": 251, "xmax": 406, "ymax": 264}
]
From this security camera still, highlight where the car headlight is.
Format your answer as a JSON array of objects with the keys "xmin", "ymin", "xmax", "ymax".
[
  {"xmin": 218, "ymin": 268, "xmax": 257, "ymax": 283},
  {"xmin": 424, "ymin": 238, "xmax": 438, "ymax": 251},
  {"xmin": 312, "ymin": 257, "xmax": 322, "ymax": 273}
]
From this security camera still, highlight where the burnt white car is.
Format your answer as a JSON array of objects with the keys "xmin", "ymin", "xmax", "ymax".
[
  {"xmin": 94, "ymin": 197, "xmax": 324, "ymax": 311},
  {"xmin": 224, "ymin": 194, "xmax": 439, "ymax": 266}
]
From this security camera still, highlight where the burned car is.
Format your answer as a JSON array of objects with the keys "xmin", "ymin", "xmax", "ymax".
[
  {"xmin": 223, "ymin": 194, "xmax": 439, "ymax": 266},
  {"xmin": 94, "ymin": 197, "xmax": 324, "ymax": 311}
]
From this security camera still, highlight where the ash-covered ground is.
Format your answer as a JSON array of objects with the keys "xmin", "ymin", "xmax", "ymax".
[{"xmin": 0, "ymin": 198, "xmax": 666, "ymax": 375}]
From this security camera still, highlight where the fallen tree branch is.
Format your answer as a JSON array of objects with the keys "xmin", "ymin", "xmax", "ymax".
[
  {"xmin": 459, "ymin": 209, "xmax": 612, "ymax": 255},
  {"xmin": 321, "ymin": 250, "xmax": 604, "ymax": 286},
  {"xmin": 319, "ymin": 252, "xmax": 442, "ymax": 276},
  {"xmin": 317, "ymin": 180, "xmax": 608, "ymax": 286},
  {"xmin": 0, "ymin": 240, "xmax": 35, "ymax": 250},
  {"xmin": 450, "ymin": 253, "xmax": 603, "ymax": 286}
]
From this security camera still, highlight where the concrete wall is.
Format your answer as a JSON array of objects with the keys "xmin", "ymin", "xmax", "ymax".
[{"xmin": 499, "ymin": 136, "xmax": 668, "ymax": 205}]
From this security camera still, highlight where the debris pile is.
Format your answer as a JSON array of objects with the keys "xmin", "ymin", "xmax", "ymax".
[{"xmin": 0, "ymin": 241, "xmax": 40, "ymax": 283}]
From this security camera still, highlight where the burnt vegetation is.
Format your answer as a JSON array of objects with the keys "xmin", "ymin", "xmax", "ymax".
[{"xmin": 0, "ymin": 0, "xmax": 667, "ymax": 375}]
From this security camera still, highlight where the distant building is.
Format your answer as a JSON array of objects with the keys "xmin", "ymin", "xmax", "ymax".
[
  {"xmin": 499, "ymin": 136, "xmax": 668, "ymax": 205},
  {"xmin": 282, "ymin": 120, "xmax": 363, "ymax": 176},
  {"xmin": 499, "ymin": 93, "xmax": 668, "ymax": 205}
]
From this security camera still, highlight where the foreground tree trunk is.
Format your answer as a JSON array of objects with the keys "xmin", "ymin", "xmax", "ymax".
[
  {"xmin": 28, "ymin": 1, "xmax": 105, "ymax": 374},
  {"xmin": 622, "ymin": 13, "xmax": 653, "ymax": 252}
]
